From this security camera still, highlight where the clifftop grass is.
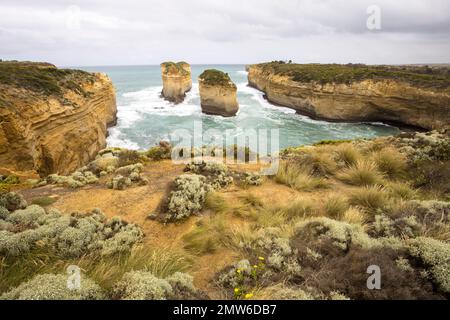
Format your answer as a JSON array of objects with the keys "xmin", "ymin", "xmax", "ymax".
[
  {"xmin": 161, "ymin": 61, "xmax": 190, "ymax": 76},
  {"xmin": 199, "ymin": 69, "xmax": 236, "ymax": 88},
  {"xmin": 252, "ymin": 62, "xmax": 450, "ymax": 90},
  {"xmin": 0, "ymin": 61, "xmax": 96, "ymax": 98}
]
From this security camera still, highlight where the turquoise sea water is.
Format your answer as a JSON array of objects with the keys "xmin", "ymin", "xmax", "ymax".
[{"xmin": 81, "ymin": 65, "xmax": 399, "ymax": 150}]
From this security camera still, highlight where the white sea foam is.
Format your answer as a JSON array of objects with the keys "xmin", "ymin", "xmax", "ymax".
[{"xmin": 107, "ymin": 127, "xmax": 140, "ymax": 150}]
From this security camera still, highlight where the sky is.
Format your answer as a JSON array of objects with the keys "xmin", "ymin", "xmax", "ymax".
[{"xmin": 0, "ymin": 0, "xmax": 449, "ymax": 66}]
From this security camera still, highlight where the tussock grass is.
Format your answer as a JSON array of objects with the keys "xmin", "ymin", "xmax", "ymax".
[
  {"xmin": 370, "ymin": 148, "xmax": 407, "ymax": 178},
  {"xmin": 239, "ymin": 193, "xmax": 264, "ymax": 208},
  {"xmin": 349, "ymin": 185, "xmax": 390, "ymax": 214},
  {"xmin": 275, "ymin": 162, "xmax": 329, "ymax": 191},
  {"xmin": 256, "ymin": 210, "xmax": 287, "ymax": 228},
  {"xmin": 342, "ymin": 207, "xmax": 367, "ymax": 225},
  {"xmin": 0, "ymin": 246, "xmax": 191, "ymax": 294},
  {"xmin": 282, "ymin": 198, "xmax": 316, "ymax": 220},
  {"xmin": 335, "ymin": 144, "xmax": 361, "ymax": 167},
  {"xmin": 385, "ymin": 181, "xmax": 417, "ymax": 200},
  {"xmin": 204, "ymin": 192, "xmax": 228, "ymax": 213},
  {"xmin": 81, "ymin": 247, "xmax": 191, "ymax": 290},
  {"xmin": 337, "ymin": 160, "xmax": 384, "ymax": 186},
  {"xmin": 324, "ymin": 196, "xmax": 350, "ymax": 219},
  {"xmin": 182, "ymin": 215, "xmax": 228, "ymax": 255}
]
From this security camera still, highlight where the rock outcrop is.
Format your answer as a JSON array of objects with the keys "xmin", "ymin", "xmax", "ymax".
[
  {"xmin": 199, "ymin": 69, "xmax": 239, "ymax": 117},
  {"xmin": 0, "ymin": 61, "xmax": 117, "ymax": 176},
  {"xmin": 247, "ymin": 62, "xmax": 450, "ymax": 130},
  {"xmin": 161, "ymin": 62, "xmax": 192, "ymax": 103}
]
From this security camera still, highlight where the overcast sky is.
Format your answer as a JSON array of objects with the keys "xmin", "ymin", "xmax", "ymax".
[{"xmin": 1, "ymin": 0, "xmax": 449, "ymax": 66}]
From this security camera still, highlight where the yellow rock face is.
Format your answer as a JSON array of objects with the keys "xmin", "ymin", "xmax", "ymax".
[
  {"xmin": 0, "ymin": 72, "xmax": 117, "ymax": 176},
  {"xmin": 199, "ymin": 80, "xmax": 239, "ymax": 117},
  {"xmin": 161, "ymin": 62, "xmax": 192, "ymax": 103},
  {"xmin": 247, "ymin": 65, "xmax": 450, "ymax": 130}
]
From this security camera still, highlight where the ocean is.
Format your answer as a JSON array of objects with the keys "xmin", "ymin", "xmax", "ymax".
[{"xmin": 80, "ymin": 65, "xmax": 399, "ymax": 150}]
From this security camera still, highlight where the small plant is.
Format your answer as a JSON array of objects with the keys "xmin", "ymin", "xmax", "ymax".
[
  {"xmin": 30, "ymin": 196, "xmax": 57, "ymax": 207},
  {"xmin": 337, "ymin": 160, "xmax": 384, "ymax": 186},
  {"xmin": 324, "ymin": 196, "xmax": 349, "ymax": 220},
  {"xmin": 118, "ymin": 150, "xmax": 143, "ymax": 167},
  {"xmin": 370, "ymin": 147, "xmax": 407, "ymax": 178},
  {"xmin": 349, "ymin": 186, "xmax": 389, "ymax": 214},
  {"xmin": 275, "ymin": 162, "xmax": 328, "ymax": 191},
  {"xmin": 335, "ymin": 144, "xmax": 361, "ymax": 167}
]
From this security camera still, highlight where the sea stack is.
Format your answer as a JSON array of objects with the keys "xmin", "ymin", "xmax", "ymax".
[
  {"xmin": 160, "ymin": 61, "xmax": 192, "ymax": 103},
  {"xmin": 198, "ymin": 69, "xmax": 239, "ymax": 117}
]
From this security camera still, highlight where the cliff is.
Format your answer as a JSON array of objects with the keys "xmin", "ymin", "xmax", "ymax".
[
  {"xmin": 0, "ymin": 61, "xmax": 117, "ymax": 176},
  {"xmin": 247, "ymin": 62, "xmax": 450, "ymax": 130},
  {"xmin": 161, "ymin": 62, "xmax": 192, "ymax": 103},
  {"xmin": 199, "ymin": 69, "xmax": 239, "ymax": 117}
]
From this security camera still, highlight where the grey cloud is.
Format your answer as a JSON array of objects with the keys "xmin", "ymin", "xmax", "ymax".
[{"xmin": 0, "ymin": 0, "xmax": 449, "ymax": 65}]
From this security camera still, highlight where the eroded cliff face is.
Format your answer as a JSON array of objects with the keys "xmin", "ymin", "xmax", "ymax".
[
  {"xmin": 0, "ymin": 63, "xmax": 117, "ymax": 176},
  {"xmin": 161, "ymin": 62, "xmax": 192, "ymax": 103},
  {"xmin": 199, "ymin": 81, "xmax": 239, "ymax": 117},
  {"xmin": 247, "ymin": 64, "xmax": 450, "ymax": 130}
]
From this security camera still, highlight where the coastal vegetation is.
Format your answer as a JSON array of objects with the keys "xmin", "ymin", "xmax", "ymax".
[
  {"xmin": 199, "ymin": 69, "xmax": 236, "ymax": 88},
  {"xmin": 0, "ymin": 61, "xmax": 95, "ymax": 98},
  {"xmin": 1, "ymin": 128, "xmax": 449, "ymax": 300},
  {"xmin": 254, "ymin": 61, "xmax": 450, "ymax": 90}
]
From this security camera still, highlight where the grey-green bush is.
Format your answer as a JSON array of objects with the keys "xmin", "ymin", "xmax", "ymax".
[{"xmin": 0, "ymin": 273, "xmax": 104, "ymax": 300}]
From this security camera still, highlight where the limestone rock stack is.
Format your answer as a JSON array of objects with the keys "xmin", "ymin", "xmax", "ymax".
[
  {"xmin": 0, "ymin": 61, "xmax": 117, "ymax": 176},
  {"xmin": 160, "ymin": 62, "xmax": 192, "ymax": 103},
  {"xmin": 198, "ymin": 69, "xmax": 239, "ymax": 117}
]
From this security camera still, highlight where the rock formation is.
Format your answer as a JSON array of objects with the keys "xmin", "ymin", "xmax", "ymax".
[
  {"xmin": 0, "ymin": 61, "xmax": 117, "ymax": 176},
  {"xmin": 161, "ymin": 62, "xmax": 192, "ymax": 103},
  {"xmin": 247, "ymin": 62, "xmax": 450, "ymax": 130},
  {"xmin": 198, "ymin": 69, "xmax": 239, "ymax": 117}
]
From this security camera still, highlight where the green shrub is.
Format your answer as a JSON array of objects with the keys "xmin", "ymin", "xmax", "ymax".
[
  {"xmin": 113, "ymin": 271, "xmax": 200, "ymax": 300},
  {"xmin": 408, "ymin": 237, "xmax": 450, "ymax": 293},
  {"xmin": 31, "ymin": 196, "xmax": 57, "ymax": 207},
  {"xmin": 118, "ymin": 149, "xmax": 142, "ymax": 167},
  {"xmin": 0, "ymin": 273, "xmax": 104, "ymax": 300},
  {"xmin": 166, "ymin": 174, "xmax": 211, "ymax": 221},
  {"xmin": 0, "ymin": 192, "xmax": 27, "ymax": 212},
  {"xmin": 199, "ymin": 69, "xmax": 235, "ymax": 88},
  {"xmin": 0, "ymin": 207, "xmax": 143, "ymax": 258}
]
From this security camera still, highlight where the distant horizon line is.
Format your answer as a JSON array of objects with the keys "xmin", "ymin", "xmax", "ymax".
[{"xmin": 62, "ymin": 62, "xmax": 450, "ymax": 69}]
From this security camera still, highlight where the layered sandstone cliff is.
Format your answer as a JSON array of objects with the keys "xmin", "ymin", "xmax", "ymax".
[
  {"xmin": 0, "ymin": 62, "xmax": 117, "ymax": 176},
  {"xmin": 247, "ymin": 63, "xmax": 450, "ymax": 130},
  {"xmin": 199, "ymin": 69, "xmax": 239, "ymax": 117},
  {"xmin": 161, "ymin": 62, "xmax": 192, "ymax": 103}
]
